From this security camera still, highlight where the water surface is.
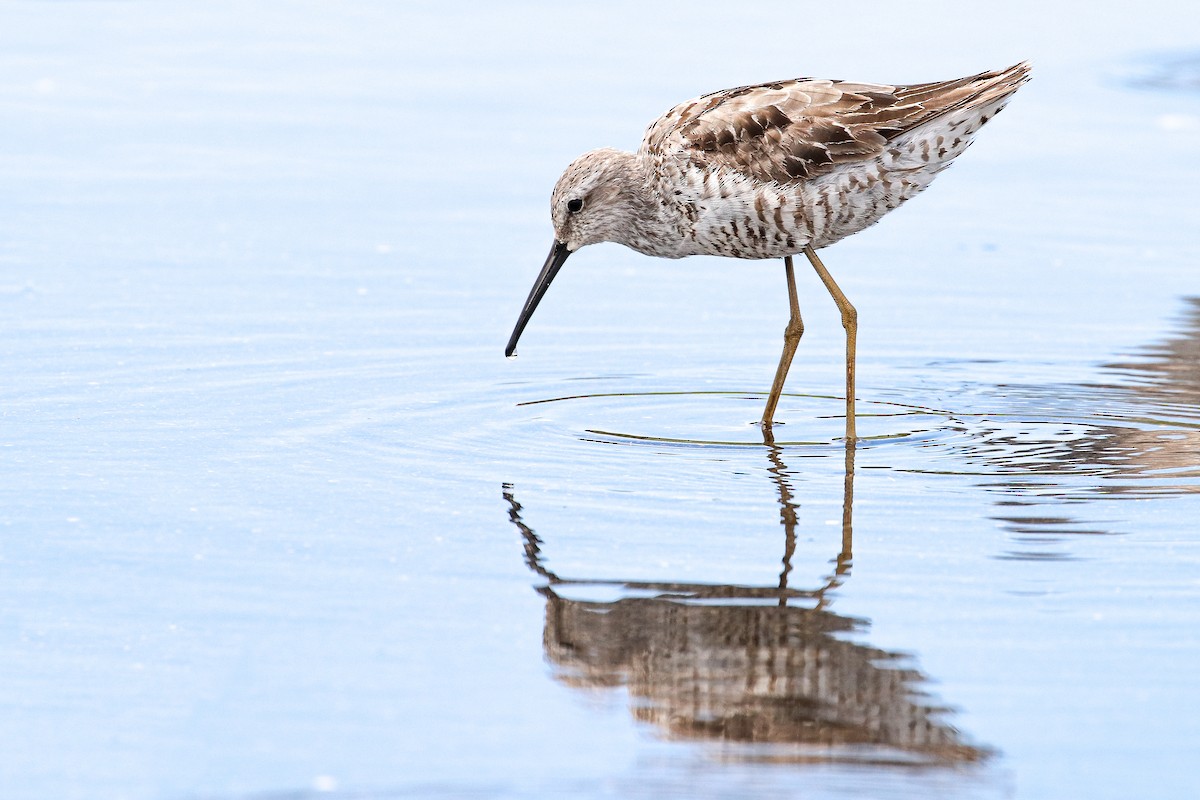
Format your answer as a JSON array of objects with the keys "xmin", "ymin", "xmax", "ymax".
[{"xmin": 1, "ymin": 3, "xmax": 1198, "ymax": 799}]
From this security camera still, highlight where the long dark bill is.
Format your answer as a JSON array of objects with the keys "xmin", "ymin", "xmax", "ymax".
[{"xmin": 504, "ymin": 240, "xmax": 572, "ymax": 357}]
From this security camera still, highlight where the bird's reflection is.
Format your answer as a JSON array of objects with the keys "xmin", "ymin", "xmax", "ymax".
[
  {"xmin": 1099, "ymin": 295, "xmax": 1200, "ymax": 441},
  {"xmin": 1004, "ymin": 298, "xmax": 1199, "ymax": 488},
  {"xmin": 503, "ymin": 442, "xmax": 986, "ymax": 765},
  {"xmin": 963, "ymin": 298, "xmax": 1200, "ymax": 548}
]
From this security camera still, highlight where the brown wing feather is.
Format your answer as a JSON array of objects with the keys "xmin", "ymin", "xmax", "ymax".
[{"xmin": 644, "ymin": 64, "xmax": 1030, "ymax": 184}]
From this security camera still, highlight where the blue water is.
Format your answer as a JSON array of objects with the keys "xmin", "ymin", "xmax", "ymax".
[{"xmin": 2, "ymin": 2, "xmax": 1199, "ymax": 799}]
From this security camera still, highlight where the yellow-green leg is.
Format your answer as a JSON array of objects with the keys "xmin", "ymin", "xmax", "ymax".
[
  {"xmin": 803, "ymin": 245, "xmax": 857, "ymax": 441},
  {"xmin": 760, "ymin": 255, "xmax": 803, "ymax": 429}
]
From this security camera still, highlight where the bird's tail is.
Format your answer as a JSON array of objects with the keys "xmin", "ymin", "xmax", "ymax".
[
  {"xmin": 887, "ymin": 62, "xmax": 1031, "ymax": 171},
  {"xmin": 925, "ymin": 61, "xmax": 1031, "ymax": 129}
]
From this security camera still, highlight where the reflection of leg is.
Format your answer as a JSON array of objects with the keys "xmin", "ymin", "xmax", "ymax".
[
  {"xmin": 814, "ymin": 440, "xmax": 856, "ymax": 611},
  {"xmin": 803, "ymin": 245, "xmax": 857, "ymax": 441},
  {"xmin": 837, "ymin": 439, "xmax": 855, "ymax": 576},
  {"xmin": 765, "ymin": 444, "xmax": 798, "ymax": 603},
  {"xmin": 761, "ymin": 256, "xmax": 804, "ymax": 428}
]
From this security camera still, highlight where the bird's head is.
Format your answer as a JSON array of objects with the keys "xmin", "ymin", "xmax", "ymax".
[
  {"xmin": 549, "ymin": 147, "xmax": 640, "ymax": 251},
  {"xmin": 505, "ymin": 148, "xmax": 642, "ymax": 357}
]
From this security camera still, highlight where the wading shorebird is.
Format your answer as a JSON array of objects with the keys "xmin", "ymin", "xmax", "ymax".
[{"xmin": 505, "ymin": 63, "xmax": 1031, "ymax": 439}]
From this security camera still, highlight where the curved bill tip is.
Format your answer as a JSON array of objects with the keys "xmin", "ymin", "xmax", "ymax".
[{"xmin": 505, "ymin": 240, "xmax": 571, "ymax": 357}]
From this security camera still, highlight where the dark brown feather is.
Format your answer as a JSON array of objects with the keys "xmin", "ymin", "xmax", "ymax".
[{"xmin": 644, "ymin": 64, "xmax": 1031, "ymax": 185}]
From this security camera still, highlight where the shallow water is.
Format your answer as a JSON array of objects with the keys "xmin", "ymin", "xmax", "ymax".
[{"xmin": 2, "ymin": 3, "xmax": 1199, "ymax": 799}]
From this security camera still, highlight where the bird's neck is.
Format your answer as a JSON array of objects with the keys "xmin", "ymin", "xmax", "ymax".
[{"xmin": 605, "ymin": 152, "xmax": 683, "ymax": 259}]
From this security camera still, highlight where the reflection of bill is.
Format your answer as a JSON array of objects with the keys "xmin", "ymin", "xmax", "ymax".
[{"xmin": 503, "ymin": 442, "xmax": 987, "ymax": 764}]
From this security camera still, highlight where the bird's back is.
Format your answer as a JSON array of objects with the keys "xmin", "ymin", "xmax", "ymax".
[{"xmin": 640, "ymin": 63, "xmax": 1031, "ymax": 257}]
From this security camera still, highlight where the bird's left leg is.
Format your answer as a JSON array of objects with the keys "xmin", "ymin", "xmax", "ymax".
[
  {"xmin": 803, "ymin": 245, "xmax": 857, "ymax": 441},
  {"xmin": 761, "ymin": 256, "xmax": 804, "ymax": 429}
]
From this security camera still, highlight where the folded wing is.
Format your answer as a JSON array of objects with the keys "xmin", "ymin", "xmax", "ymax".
[{"xmin": 642, "ymin": 63, "xmax": 1031, "ymax": 185}]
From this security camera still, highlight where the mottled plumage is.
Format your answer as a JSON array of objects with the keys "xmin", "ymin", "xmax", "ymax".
[{"xmin": 507, "ymin": 63, "xmax": 1032, "ymax": 435}]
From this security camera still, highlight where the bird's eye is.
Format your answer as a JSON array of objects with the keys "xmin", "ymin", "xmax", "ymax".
[{"xmin": 566, "ymin": 198, "xmax": 583, "ymax": 213}]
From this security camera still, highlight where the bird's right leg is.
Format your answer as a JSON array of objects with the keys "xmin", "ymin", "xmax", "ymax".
[
  {"xmin": 803, "ymin": 245, "xmax": 857, "ymax": 442},
  {"xmin": 761, "ymin": 255, "xmax": 803, "ymax": 429}
]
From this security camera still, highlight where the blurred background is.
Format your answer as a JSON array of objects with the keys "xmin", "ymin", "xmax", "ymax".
[{"xmin": 1, "ymin": 2, "xmax": 1198, "ymax": 799}]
